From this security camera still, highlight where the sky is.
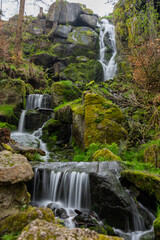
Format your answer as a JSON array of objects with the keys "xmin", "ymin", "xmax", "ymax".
[{"xmin": 2, "ymin": 0, "xmax": 118, "ymax": 20}]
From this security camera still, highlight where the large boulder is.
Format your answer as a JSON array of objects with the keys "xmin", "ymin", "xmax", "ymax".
[
  {"xmin": 84, "ymin": 93, "xmax": 127, "ymax": 147},
  {"xmin": 0, "ymin": 207, "xmax": 55, "ymax": 237},
  {"xmin": 0, "ymin": 150, "xmax": 33, "ymax": 220},
  {"xmin": 79, "ymin": 14, "xmax": 98, "ymax": 29},
  {"xmin": 17, "ymin": 219, "xmax": 123, "ymax": 240},
  {"xmin": 47, "ymin": 2, "xmax": 82, "ymax": 26},
  {"xmin": 67, "ymin": 27, "xmax": 98, "ymax": 50},
  {"xmin": 0, "ymin": 150, "xmax": 34, "ymax": 184},
  {"xmin": 31, "ymin": 53, "xmax": 58, "ymax": 68},
  {"xmin": 54, "ymin": 25, "xmax": 72, "ymax": 39}
]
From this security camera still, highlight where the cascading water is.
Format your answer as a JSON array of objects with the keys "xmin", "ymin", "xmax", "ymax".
[
  {"xmin": 11, "ymin": 94, "xmax": 52, "ymax": 160},
  {"xmin": 99, "ymin": 18, "xmax": 117, "ymax": 81}
]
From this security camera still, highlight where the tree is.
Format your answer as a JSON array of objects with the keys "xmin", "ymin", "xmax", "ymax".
[{"xmin": 15, "ymin": 0, "xmax": 25, "ymax": 63}]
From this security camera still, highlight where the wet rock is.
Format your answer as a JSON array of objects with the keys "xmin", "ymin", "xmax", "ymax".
[
  {"xmin": 79, "ymin": 14, "xmax": 98, "ymax": 29},
  {"xmin": 0, "ymin": 150, "xmax": 34, "ymax": 184},
  {"xmin": 31, "ymin": 53, "xmax": 58, "ymax": 68},
  {"xmin": 89, "ymin": 172, "xmax": 136, "ymax": 230},
  {"xmin": 47, "ymin": 2, "xmax": 82, "ymax": 26},
  {"xmin": 55, "ymin": 208, "xmax": 69, "ymax": 219},
  {"xmin": 25, "ymin": 109, "xmax": 51, "ymax": 131},
  {"xmin": 47, "ymin": 202, "xmax": 60, "ymax": 211}
]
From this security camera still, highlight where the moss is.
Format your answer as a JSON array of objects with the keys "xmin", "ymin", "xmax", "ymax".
[
  {"xmin": 121, "ymin": 170, "xmax": 160, "ymax": 202},
  {"xmin": 51, "ymin": 81, "xmax": 82, "ymax": 107},
  {"xmin": 98, "ymin": 236, "xmax": 124, "ymax": 240},
  {"xmin": 63, "ymin": 60, "xmax": 103, "ymax": 83},
  {"xmin": 0, "ymin": 122, "xmax": 16, "ymax": 130},
  {"xmin": 154, "ymin": 217, "xmax": 160, "ymax": 240},
  {"xmin": 92, "ymin": 148, "xmax": 121, "ymax": 162},
  {"xmin": 0, "ymin": 207, "xmax": 55, "ymax": 237},
  {"xmin": 84, "ymin": 93, "xmax": 127, "ymax": 147}
]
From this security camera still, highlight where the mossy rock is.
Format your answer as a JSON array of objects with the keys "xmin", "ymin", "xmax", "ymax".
[
  {"xmin": 121, "ymin": 170, "xmax": 160, "ymax": 202},
  {"xmin": 92, "ymin": 148, "xmax": 121, "ymax": 162},
  {"xmin": 89, "ymin": 224, "xmax": 114, "ymax": 236},
  {"xmin": 63, "ymin": 60, "xmax": 103, "ymax": 83},
  {"xmin": 84, "ymin": 93, "xmax": 127, "ymax": 147},
  {"xmin": 154, "ymin": 217, "xmax": 160, "ymax": 240},
  {"xmin": 51, "ymin": 81, "xmax": 82, "ymax": 107},
  {"xmin": 0, "ymin": 207, "xmax": 55, "ymax": 237}
]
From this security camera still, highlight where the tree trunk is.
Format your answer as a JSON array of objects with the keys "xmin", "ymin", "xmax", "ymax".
[{"xmin": 15, "ymin": 0, "xmax": 25, "ymax": 63}]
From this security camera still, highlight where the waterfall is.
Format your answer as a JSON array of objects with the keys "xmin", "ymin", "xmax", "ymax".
[
  {"xmin": 99, "ymin": 18, "xmax": 117, "ymax": 81},
  {"xmin": 32, "ymin": 169, "xmax": 91, "ymax": 210},
  {"xmin": 26, "ymin": 94, "xmax": 51, "ymax": 110},
  {"xmin": 18, "ymin": 110, "xmax": 26, "ymax": 133}
]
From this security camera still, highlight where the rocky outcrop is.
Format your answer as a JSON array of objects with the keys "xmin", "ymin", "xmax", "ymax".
[
  {"xmin": 54, "ymin": 25, "xmax": 72, "ymax": 39},
  {"xmin": 79, "ymin": 14, "xmax": 98, "ymax": 29},
  {"xmin": 0, "ymin": 151, "xmax": 33, "ymax": 220},
  {"xmin": 31, "ymin": 53, "xmax": 58, "ymax": 68},
  {"xmin": 0, "ymin": 150, "xmax": 33, "ymax": 184},
  {"xmin": 0, "ymin": 207, "xmax": 55, "ymax": 237},
  {"xmin": 121, "ymin": 170, "xmax": 160, "ymax": 204},
  {"xmin": 17, "ymin": 219, "xmax": 123, "ymax": 240},
  {"xmin": 47, "ymin": 2, "xmax": 82, "ymax": 26}
]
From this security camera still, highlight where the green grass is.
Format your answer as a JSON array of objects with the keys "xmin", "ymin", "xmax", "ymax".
[
  {"xmin": 2, "ymin": 233, "xmax": 19, "ymax": 240},
  {"xmin": 0, "ymin": 122, "xmax": 16, "ymax": 130},
  {"xmin": 0, "ymin": 105, "xmax": 15, "ymax": 117}
]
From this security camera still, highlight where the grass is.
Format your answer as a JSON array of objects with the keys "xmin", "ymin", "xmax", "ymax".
[{"xmin": 0, "ymin": 105, "xmax": 15, "ymax": 117}]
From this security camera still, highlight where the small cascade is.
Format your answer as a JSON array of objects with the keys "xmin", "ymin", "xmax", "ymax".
[
  {"xmin": 26, "ymin": 94, "xmax": 51, "ymax": 110},
  {"xmin": 99, "ymin": 18, "xmax": 117, "ymax": 81},
  {"xmin": 18, "ymin": 110, "xmax": 26, "ymax": 133},
  {"xmin": 32, "ymin": 169, "xmax": 91, "ymax": 210}
]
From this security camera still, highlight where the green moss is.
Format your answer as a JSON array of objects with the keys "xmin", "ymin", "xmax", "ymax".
[
  {"xmin": 63, "ymin": 60, "xmax": 103, "ymax": 83},
  {"xmin": 92, "ymin": 148, "xmax": 121, "ymax": 162},
  {"xmin": 154, "ymin": 217, "xmax": 160, "ymax": 240},
  {"xmin": 84, "ymin": 93, "xmax": 127, "ymax": 147},
  {"xmin": 51, "ymin": 81, "xmax": 82, "ymax": 107},
  {"xmin": 0, "ymin": 122, "xmax": 16, "ymax": 130},
  {"xmin": 121, "ymin": 170, "xmax": 160, "ymax": 202},
  {"xmin": 0, "ymin": 207, "xmax": 55, "ymax": 237}
]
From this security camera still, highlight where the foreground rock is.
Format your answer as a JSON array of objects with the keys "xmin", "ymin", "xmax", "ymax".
[
  {"xmin": 17, "ymin": 219, "xmax": 124, "ymax": 240},
  {"xmin": 0, "ymin": 207, "xmax": 55, "ymax": 237},
  {"xmin": 154, "ymin": 216, "xmax": 160, "ymax": 240},
  {"xmin": 0, "ymin": 151, "xmax": 33, "ymax": 220},
  {"xmin": 0, "ymin": 150, "xmax": 34, "ymax": 184}
]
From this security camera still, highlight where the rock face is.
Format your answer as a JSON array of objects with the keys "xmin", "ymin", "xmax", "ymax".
[
  {"xmin": 0, "ymin": 151, "xmax": 33, "ymax": 220},
  {"xmin": 54, "ymin": 25, "xmax": 72, "ymax": 39},
  {"xmin": 89, "ymin": 172, "xmax": 132, "ymax": 230},
  {"xmin": 0, "ymin": 150, "xmax": 34, "ymax": 184},
  {"xmin": 47, "ymin": 2, "xmax": 82, "ymax": 26},
  {"xmin": 31, "ymin": 53, "xmax": 58, "ymax": 68},
  {"xmin": 79, "ymin": 14, "xmax": 98, "ymax": 29}
]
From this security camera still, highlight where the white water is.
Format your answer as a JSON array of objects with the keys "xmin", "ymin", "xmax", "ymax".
[
  {"xmin": 99, "ymin": 18, "xmax": 117, "ymax": 81},
  {"xmin": 11, "ymin": 94, "xmax": 51, "ymax": 161},
  {"xmin": 32, "ymin": 169, "xmax": 91, "ymax": 228}
]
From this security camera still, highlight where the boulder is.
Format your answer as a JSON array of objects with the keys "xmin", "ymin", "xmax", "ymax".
[
  {"xmin": 55, "ymin": 105, "xmax": 72, "ymax": 124},
  {"xmin": 79, "ymin": 14, "xmax": 98, "ymax": 29},
  {"xmin": 121, "ymin": 170, "xmax": 160, "ymax": 204},
  {"xmin": 16, "ymin": 219, "xmax": 123, "ymax": 240},
  {"xmin": 47, "ymin": 2, "xmax": 82, "ymax": 26},
  {"xmin": 51, "ymin": 81, "xmax": 81, "ymax": 107},
  {"xmin": 31, "ymin": 53, "xmax": 58, "ymax": 68},
  {"xmin": 90, "ymin": 172, "xmax": 139, "ymax": 230},
  {"xmin": 92, "ymin": 148, "xmax": 121, "ymax": 162},
  {"xmin": 0, "ymin": 183, "xmax": 30, "ymax": 221},
  {"xmin": 29, "ymin": 18, "xmax": 46, "ymax": 36},
  {"xmin": 54, "ymin": 25, "xmax": 72, "ymax": 39},
  {"xmin": 24, "ymin": 109, "xmax": 51, "ymax": 131},
  {"xmin": 0, "ymin": 207, "xmax": 55, "ymax": 237},
  {"xmin": 67, "ymin": 27, "xmax": 98, "ymax": 50},
  {"xmin": 0, "ymin": 150, "xmax": 34, "ymax": 184},
  {"xmin": 84, "ymin": 93, "xmax": 127, "ymax": 147}
]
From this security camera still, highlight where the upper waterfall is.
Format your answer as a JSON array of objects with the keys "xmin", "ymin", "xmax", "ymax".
[{"xmin": 99, "ymin": 18, "xmax": 117, "ymax": 81}]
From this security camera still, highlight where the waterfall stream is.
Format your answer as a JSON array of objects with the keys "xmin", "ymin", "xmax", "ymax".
[{"xmin": 99, "ymin": 18, "xmax": 117, "ymax": 81}]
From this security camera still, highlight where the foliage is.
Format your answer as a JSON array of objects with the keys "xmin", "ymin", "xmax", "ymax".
[
  {"xmin": 2, "ymin": 233, "xmax": 19, "ymax": 240},
  {"xmin": 0, "ymin": 105, "xmax": 15, "ymax": 118},
  {"xmin": 0, "ymin": 122, "xmax": 16, "ymax": 130}
]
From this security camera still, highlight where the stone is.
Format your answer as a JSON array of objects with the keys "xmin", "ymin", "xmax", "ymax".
[
  {"xmin": 17, "ymin": 219, "xmax": 123, "ymax": 240},
  {"xmin": 0, "ymin": 150, "xmax": 34, "ymax": 184},
  {"xmin": 29, "ymin": 19, "xmax": 46, "ymax": 36},
  {"xmin": 31, "ymin": 53, "xmax": 58, "ymax": 68},
  {"xmin": 154, "ymin": 217, "xmax": 160, "ymax": 240},
  {"xmin": 55, "ymin": 105, "xmax": 72, "ymax": 124},
  {"xmin": 79, "ymin": 14, "xmax": 98, "ymax": 29},
  {"xmin": 0, "ymin": 207, "xmax": 55, "ymax": 237},
  {"xmin": 0, "ymin": 183, "xmax": 30, "ymax": 221},
  {"xmin": 121, "ymin": 170, "xmax": 160, "ymax": 203},
  {"xmin": 24, "ymin": 109, "xmax": 51, "ymax": 131},
  {"xmin": 67, "ymin": 27, "xmax": 98, "ymax": 50},
  {"xmin": 0, "ymin": 128, "xmax": 11, "ymax": 143},
  {"xmin": 47, "ymin": 2, "xmax": 82, "ymax": 26},
  {"xmin": 54, "ymin": 25, "xmax": 72, "ymax": 39}
]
